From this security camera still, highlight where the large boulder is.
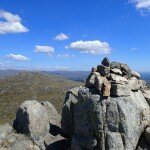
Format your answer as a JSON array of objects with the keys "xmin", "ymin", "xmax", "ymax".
[
  {"xmin": 14, "ymin": 100, "xmax": 51, "ymax": 136},
  {"xmin": 61, "ymin": 87, "xmax": 80, "ymax": 139},
  {"xmin": 13, "ymin": 100, "xmax": 62, "ymax": 149}
]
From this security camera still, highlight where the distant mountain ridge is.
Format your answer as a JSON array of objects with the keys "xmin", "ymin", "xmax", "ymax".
[{"xmin": 0, "ymin": 69, "xmax": 149, "ymax": 85}]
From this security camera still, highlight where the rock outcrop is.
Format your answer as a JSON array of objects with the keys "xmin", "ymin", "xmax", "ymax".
[
  {"xmin": 0, "ymin": 100, "xmax": 69, "ymax": 150},
  {"xmin": 61, "ymin": 57, "xmax": 150, "ymax": 150}
]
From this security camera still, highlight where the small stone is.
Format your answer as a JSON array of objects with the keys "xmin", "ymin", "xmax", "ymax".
[
  {"xmin": 91, "ymin": 67, "xmax": 97, "ymax": 73},
  {"xmin": 120, "ymin": 63, "xmax": 131, "ymax": 78},
  {"xmin": 102, "ymin": 77, "xmax": 111, "ymax": 97},
  {"xmin": 110, "ymin": 62, "xmax": 121, "ymax": 69},
  {"xmin": 110, "ymin": 74, "xmax": 128, "ymax": 84},
  {"xmin": 111, "ymin": 84, "xmax": 131, "ymax": 97},
  {"xmin": 128, "ymin": 77, "xmax": 140, "ymax": 91},
  {"xmin": 101, "ymin": 57, "xmax": 110, "ymax": 67},
  {"xmin": 95, "ymin": 74, "xmax": 103, "ymax": 93},
  {"xmin": 111, "ymin": 68, "xmax": 122, "ymax": 75},
  {"xmin": 85, "ymin": 72, "xmax": 100, "ymax": 88},
  {"xmin": 131, "ymin": 71, "xmax": 141, "ymax": 79},
  {"xmin": 97, "ymin": 65, "xmax": 110, "ymax": 76}
]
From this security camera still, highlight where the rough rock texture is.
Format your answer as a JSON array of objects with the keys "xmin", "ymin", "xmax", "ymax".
[
  {"xmin": 0, "ymin": 124, "xmax": 40, "ymax": 150},
  {"xmin": 61, "ymin": 57, "xmax": 150, "ymax": 150},
  {"xmin": 101, "ymin": 57, "xmax": 110, "ymax": 67},
  {"xmin": 12, "ymin": 100, "xmax": 65, "ymax": 150}
]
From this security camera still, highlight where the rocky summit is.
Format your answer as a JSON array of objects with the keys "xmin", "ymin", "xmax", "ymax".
[{"xmin": 0, "ymin": 57, "xmax": 150, "ymax": 150}]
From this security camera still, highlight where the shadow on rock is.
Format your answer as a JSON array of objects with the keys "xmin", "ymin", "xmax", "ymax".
[
  {"xmin": 49, "ymin": 124, "xmax": 63, "ymax": 136},
  {"xmin": 46, "ymin": 139, "xmax": 70, "ymax": 150}
]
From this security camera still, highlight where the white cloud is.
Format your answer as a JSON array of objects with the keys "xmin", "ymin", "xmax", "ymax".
[
  {"xmin": 130, "ymin": 0, "xmax": 150, "ymax": 10},
  {"xmin": 66, "ymin": 40, "xmax": 111, "ymax": 55},
  {"xmin": 7, "ymin": 54, "xmax": 30, "ymax": 61},
  {"xmin": 34, "ymin": 45, "xmax": 54, "ymax": 54},
  {"xmin": 0, "ymin": 10, "xmax": 29, "ymax": 34},
  {"xmin": 57, "ymin": 54, "xmax": 74, "ymax": 58},
  {"xmin": 55, "ymin": 33, "xmax": 69, "ymax": 41}
]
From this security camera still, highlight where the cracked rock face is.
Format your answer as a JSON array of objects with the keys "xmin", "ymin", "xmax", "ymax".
[{"xmin": 61, "ymin": 58, "xmax": 150, "ymax": 150}]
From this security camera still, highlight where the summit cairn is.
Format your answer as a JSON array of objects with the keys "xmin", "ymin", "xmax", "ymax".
[
  {"xmin": 85, "ymin": 57, "xmax": 143, "ymax": 97},
  {"xmin": 61, "ymin": 57, "xmax": 150, "ymax": 150}
]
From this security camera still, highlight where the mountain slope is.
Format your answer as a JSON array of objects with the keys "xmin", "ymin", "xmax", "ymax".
[{"xmin": 0, "ymin": 72, "xmax": 83, "ymax": 124}]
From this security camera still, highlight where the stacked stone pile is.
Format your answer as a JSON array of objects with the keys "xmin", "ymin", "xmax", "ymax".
[
  {"xmin": 61, "ymin": 57, "xmax": 150, "ymax": 150},
  {"xmin": 85, "ymin": 57, "xmax": 149, "ymax": 101}
]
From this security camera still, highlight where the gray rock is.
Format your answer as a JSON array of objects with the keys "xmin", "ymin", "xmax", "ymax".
[
  {"xmin": 105, "ymin": 132, "xmax": 124, "ymax": 150},
  {"xmin": 111, "ymin": 84, "xmax": 131, "ymax": 97},
  {"xmin": 10, "ymin": 134, "xmax": 40, "ymax": 150},
  {"xmin": 62, "ymin": 84, "xmax": 150, "ymax": 150},
  {"xmin": 128, "ymin": 77, "xmax": 140, "ymax": 91},
  {"xmin": 71, "ymin": 88, "xmax": 100, "ymax": 150},
  {"xmin": 97, "ymin": 65, "xmax": 110, "ymax": 76},
  {"xmin": 14, "ymin": 100, "xmax": 50, "ymax": 137},
  {"xmin": 144, "ymin": 127, "xmax": 150, "ymax": 146},
  {"xmin": 94, "ymin": 74, "xmax": 103, "ymax": 93},
  {"xmin": 101, "ymin": 57, "xmax": 110, "ymax": 67},
  {"xmin": 139, "ymin": 80, "xmax": 147, "ymax": 92},
  {"xmin": 41, "ymin": 101, "xmax": 61, "ymax": 127},
  {"xmin": 13, "ymin": 100, "xmax": 61, "ymax": 149},
  {"xmin": 142, "ymin": 89, "xmax": 150, "ymax": 106},
  {"xmin": 110, "ymin": 68, "xmax": 122, "ymax": 75},
  {"xmin": 110, "ymin": 61, "xmax": 121, "ymax": 69},
  {"xmin": 131, "ymin": 71, "xmax": 141, "ymax": 79},
  {"xmin": 101, "ymin": 77, "xmax": 111, "ymax": 97},
  {"xmin": 61, "ymin": 88, "xmax": 79, "ymax": 139},
  {"xmin": 0, "ymin": 123, "xmax": 13, "ymax": 143},
  {"xmin": 120, "ymin": 63, "xmax": 131, "ymax": 78},
  {"xmin": 110, "ymin": 73, "xmax": 128, "ymax": 84},
  {"xmin": 85, "ymin": 72, "xmax": 100, "ymax": 88}
]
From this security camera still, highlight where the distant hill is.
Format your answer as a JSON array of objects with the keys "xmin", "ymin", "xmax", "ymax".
[
  {"xmin": 0, "ymin": 69, "xmax": 21, "ymax": 78},
  {"xmin": 49, "ymin": 71, "xmax": 90, "ymax": 82},
  {"xmin": 0, "ymin": 72, "xmax": 83, "ymax": 124}
]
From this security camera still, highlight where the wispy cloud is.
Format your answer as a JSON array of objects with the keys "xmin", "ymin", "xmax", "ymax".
[
  {"xmin": 66, "ymin": 40, "xmax": 111, "ymax": 55},
  {"xmin": 130, "ymin": 0, "xmax": 150, "ymax": 10},
  {"xmin": 57, "ymin": 54, "xmax": 74, "ymax": 58},
  {"xmin": 7, "ymin": 54, "xmax": 30, "ymax": 61},
  {"xmin": 54, "ymin": 33, "xmax": 69, "ymax": 41},
  {"xmin": 0, "ymin": 10, "xmax": 29, "ymax": 34},
  {"xmin": 131, "ymin": 47, "xmax": 139, "ymax": 51},
  {"xmin": 55, "ymin": 66, "xmax": 69, "ymax": 70},
  {"xmin": 34, "ymin": 45, "xmax": 54, "ymax": 54}
]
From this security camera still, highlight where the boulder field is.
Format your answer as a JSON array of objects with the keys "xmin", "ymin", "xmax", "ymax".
[{"xmin": 0, "ymin": 57, "xmax": 150, "ymax": 150}]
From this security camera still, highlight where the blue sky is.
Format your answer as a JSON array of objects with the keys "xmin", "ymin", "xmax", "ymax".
[{"xmin": 0, "ymin": 0, "xmax": 150, "ymax": 71}]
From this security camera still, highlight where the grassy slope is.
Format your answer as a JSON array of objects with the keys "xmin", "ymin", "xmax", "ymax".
[{"xmin": 0, "ymin": 72, "xmax": 83, "ymax": 124}]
